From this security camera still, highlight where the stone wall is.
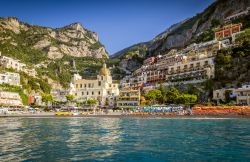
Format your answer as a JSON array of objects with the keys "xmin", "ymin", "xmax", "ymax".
[{"xmin": 192, "ymin": 106, "xmax": 250, "ymax": 116}]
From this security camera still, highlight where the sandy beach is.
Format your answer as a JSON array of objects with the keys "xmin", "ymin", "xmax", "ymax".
[{"xmin": 1, "ymin": 112, "xmax": 250, "ymax": 118}]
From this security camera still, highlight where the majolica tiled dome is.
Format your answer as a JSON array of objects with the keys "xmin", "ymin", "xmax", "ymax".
[{"xmin": 99, "ymin": 63, "xmax": 111, "ymax": 76}]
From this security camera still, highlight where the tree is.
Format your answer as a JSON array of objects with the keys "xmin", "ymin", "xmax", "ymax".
[
  {"xmin": 165, "ymin": 87, "xmax": 179, "ymax": 104},
  {"xmin": 38, "ymin": 79, "xmax": 51, "ymax": 94},
  {"xmin": 87, "ymin": 99, "xmax": 97, "ymax": 105},
  {"xmin": 215, "ymin": 49, "xmax": 232, "ymax": 65},
  {"xmin": 144, "ymin": 89, "xmax": 162, "ymax": 105},
  {"xmin": 42, "ymin": 94, "xmax": 53, "ymax": 106},
  {"xmin": 66, "ymin": 94, "xmax": 74, "ymax": 102},
  {"xmin": 211, "ymin": 19, "xmax": 221, "ymax": 28},
  {"xmin": 158, "ymin": 83, "xmax": 167, "ymax": 104},
  {"xmin": 176, "ymin": 94, "xmax": 197, "ymax": 105}
]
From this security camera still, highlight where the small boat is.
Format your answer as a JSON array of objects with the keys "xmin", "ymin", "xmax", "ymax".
[{"xmin": 55, "ymin": 111, "xmax": 73, "ymax": 116}]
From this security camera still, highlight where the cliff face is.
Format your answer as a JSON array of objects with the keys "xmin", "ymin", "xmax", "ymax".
[
  {"xmin": 0, "ymin": 17, "xmax": 108, "ymax": 61},
  {"xmin": 112, "ymin": 0, "xmax": 250, "ymax": 73},
  {"xmin": 150, "ymin": 0, "xmax": 250, "ymax": 53}
]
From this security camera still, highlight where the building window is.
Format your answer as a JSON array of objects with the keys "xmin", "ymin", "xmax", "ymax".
[
  {"xmin": 101, "ymin": 76, "xmax": 103, "ymax": 80},
  {"xmin": 84, "ymin": 84, "xmax": 86, "ymax": 88},
  {"xmin": 98, "ymin": 91, "xmax": 101, "ymax": 95},
  {"xmin": 88, "ymin": 83, "xmax": 91, "ymax": 88},
  {"xmin": 98, "ymin": 81, "xmax": 101, "ymax": 86},
  {"xmin": 92, "ymin": 91, "xmax": 94, "ymax": 95},
  {"xmin": 87, "ymin": 91, "xmax": 89, "ymax": 95},
  {"xmin": 82, "ymin": 92, "xmax": 84, "ymax": 96},
  {"xmin": 80, "ymin": 84, "xmax": 82, "ymax": 88}
]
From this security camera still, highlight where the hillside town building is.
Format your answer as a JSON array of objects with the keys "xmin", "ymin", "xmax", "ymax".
[
  {"xmin": 0, "ymin": 72, "xmax": 20, "ymax": 86},
  {"xmin": 235, "ymin": 84, "xmax": 250, "ymax": 106},
  {"xmin": 121, "ymin": 37, "xmax": 230, "ymax": 90},
  {"xmin": 213, "ymin": 88, "xmax": 236, "ymax": 104},
  {"xmin": 213, "ymin": 84, "xmax": 250, "ymax": 106},
  {"xmin": 166, "ymin": 57, "xmax": 215, "ymax": 85},
  {"xmin": 215, "ymin": 23, "xmax": 242, "ymax": 40},
  {"xmin": 224, "ymin": 7, "xmax": 250, "ymax": 23},
  {"xmin": 0, "ymin": 91, "xmax": 23, "ymax": 107},
  {"xmin": 70, "ymin": 63, "xmax": 119, "ymax": 107},
  {"xmin": 0, "ymin": 52, "xmax": 37, "ymax": 77},
  {"xmin": 116, "ymin": 83, "xmax": 140, "ymax": 108}
]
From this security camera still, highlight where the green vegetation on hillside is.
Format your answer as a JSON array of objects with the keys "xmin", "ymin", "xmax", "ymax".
[
  {"xmin": 0, "ymin": 27, "xmax": 48, "ymax": 64},
  {"xmin": 0, "ymin": 17, "xmax": 108, "ymax": 89},
  {"xmin": 89, "ymin": 42, "xmax": 103, "ymax": 50},
  {"xmin": 214, "ymin": 30, "xmax": 250, "ymax": 87},
  {"xmin": 37, "ymin": 55, "xmax": 105, "ymax": 87}
]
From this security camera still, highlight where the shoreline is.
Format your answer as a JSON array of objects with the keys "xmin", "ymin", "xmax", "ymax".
[{"xmin": 1, "ymin": 113, "xmax": 250, "ymax": 119}]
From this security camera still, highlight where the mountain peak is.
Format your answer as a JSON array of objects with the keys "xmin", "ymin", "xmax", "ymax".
[{"xmin": 66, "ymin": 22, "xmax": 85, "ymax": 31}]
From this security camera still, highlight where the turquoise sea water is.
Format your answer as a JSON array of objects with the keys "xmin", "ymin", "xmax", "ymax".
[{"xmin": 0, "ymin": 117, "xmax": 250, "ymax": 161}]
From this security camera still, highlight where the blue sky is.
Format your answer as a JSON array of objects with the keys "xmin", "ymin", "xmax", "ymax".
[{"xmin": 0, "ymin": 0, "xmax": 214, "ymax": 54}]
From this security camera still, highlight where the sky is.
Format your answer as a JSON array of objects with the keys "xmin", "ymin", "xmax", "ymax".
[{"xmin": 0, "ymin": 0, "xmax": 214, "ymax": 55}]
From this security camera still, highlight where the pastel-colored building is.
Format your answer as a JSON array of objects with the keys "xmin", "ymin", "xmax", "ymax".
[
  {"xmin": 215, "ymin": 23, "xmax": 242, "ymax": 40},
  {"xmin": 166, "ymin": 57, "xmax": 215, "ymax": 85},
  {"xmin": 121, "ymin": 39, "xmax": 228, "ymax": 88},
  {"xmin": 71, "ymin": 63, "xmax": 119, "ymax": 107},
  {"xmin": 116, "ymin": 83, "xmax": 140, "ymax": 108},
  {"xmin": 28, "ymin": 94, "xmax": 43, "ymax": 106}
]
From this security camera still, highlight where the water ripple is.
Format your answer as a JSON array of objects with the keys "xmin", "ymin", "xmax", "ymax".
[{"xmin": 0, "ymin": 118, "xmax": 250, "ymax": 161}]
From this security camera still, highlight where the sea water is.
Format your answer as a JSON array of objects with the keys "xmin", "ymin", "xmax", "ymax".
[{"xmin": 0, "ymin": 117, "xmax": 250, "ymax": 161}]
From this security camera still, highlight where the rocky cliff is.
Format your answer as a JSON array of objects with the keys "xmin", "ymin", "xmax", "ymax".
[
  {"xmin": 0, "ymin": 17, "xmax": 108, "ymax": 61},
  {"xmin": 149, "ymin": 0, "xmax": 250, "ymax": 53},
  {"xmin": 112, "ymin": 0, "xmax": 250, "ymax": 73}
]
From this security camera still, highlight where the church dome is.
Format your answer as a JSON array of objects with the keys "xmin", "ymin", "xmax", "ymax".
[{"xmin": 99, "ymin": 63, "xmax": 111, "ymax": 76}]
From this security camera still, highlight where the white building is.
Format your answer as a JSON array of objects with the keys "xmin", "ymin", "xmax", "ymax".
[
  {"xmin": 0, "ymin": 72, "xmax": 20, "ymax": 86},
  {"xmin": 71, "ymin": 63, "xmax": 119, "ymax": 107},
  {"xmin": 213, "ymin": 84, "xmax": 250, "ymax": 106},
  {"xmin": 0, "ymin": 52, "xmax": 37, "ymax": 77},
  {"xmin": 0, "ymin": 53, "xmax": 25, "ymax": 71},
  {"xmin": 51, "ymin": 89, "xmax": 68, "ymax": 102},
  {"xmin": 213, "ymin": 88, "xmax": 236, "ymax": 104},
  {"xmin": 235, "ymin": 84, "xmax": 250, "ymax": 105},
  {"xmin": 0, "ymin": 91, "xmax": 23, "ymax": 106}
]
